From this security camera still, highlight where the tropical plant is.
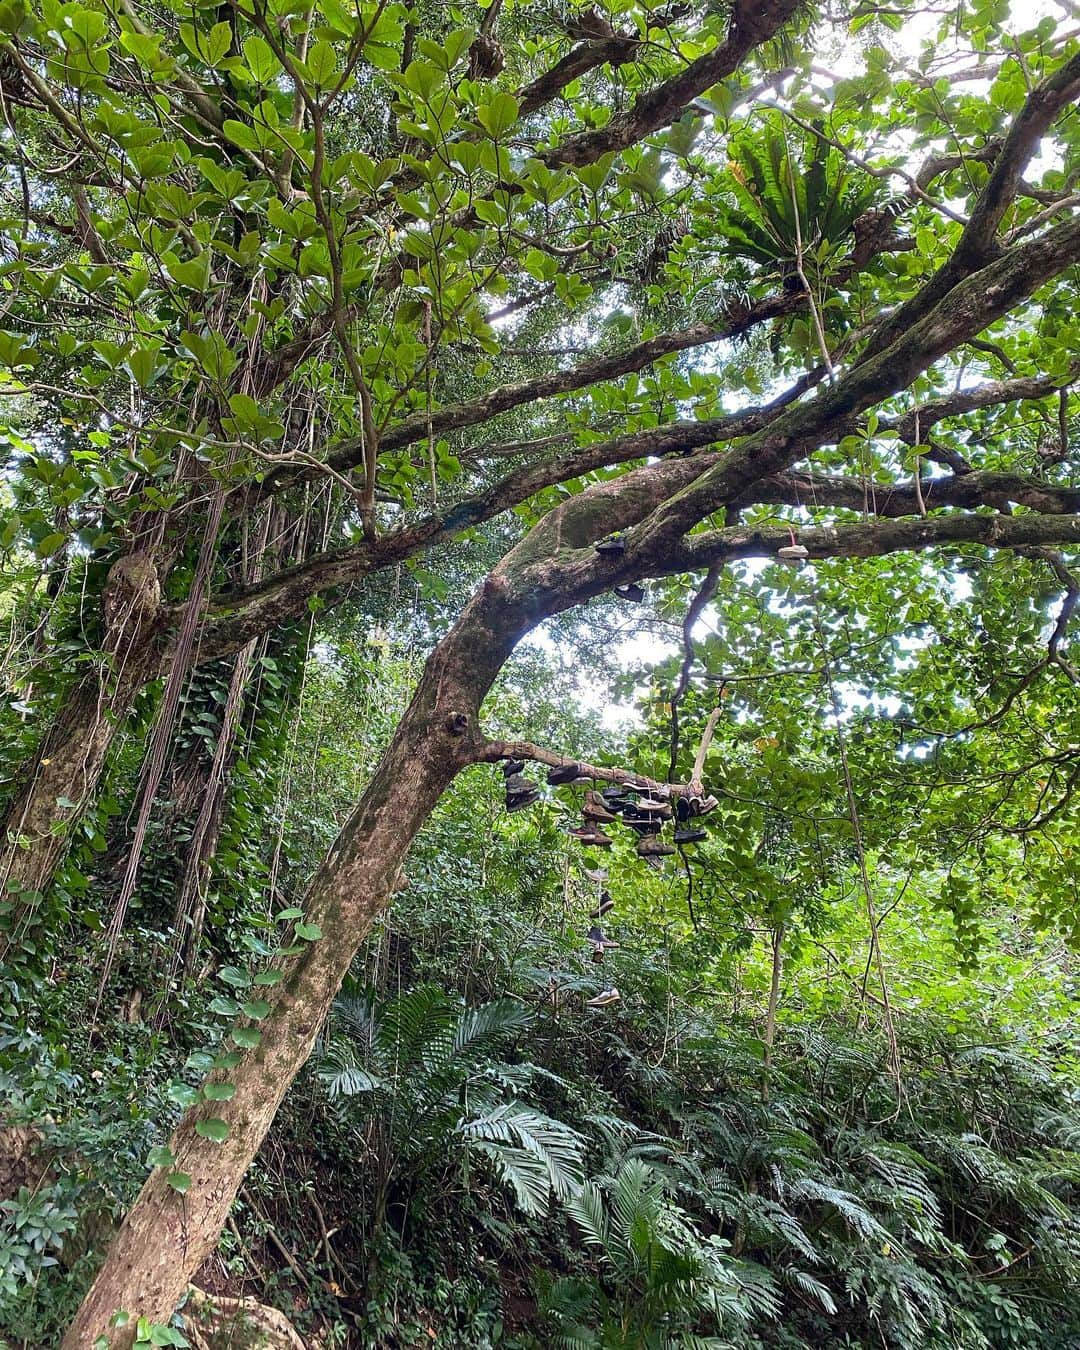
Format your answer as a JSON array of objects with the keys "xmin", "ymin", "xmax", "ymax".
[
  {"xmin": 316, "ymin": 985, "xmax": 585, "ymax": 1246},
  {"xmin": 708, "ymin": 113, "xmax": 881, "ymax": 283}
]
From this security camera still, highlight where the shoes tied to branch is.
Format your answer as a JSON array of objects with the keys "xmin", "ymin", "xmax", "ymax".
[{"xmin": 504, "ymin": 773, "xmax": 540, "ymax": 812}]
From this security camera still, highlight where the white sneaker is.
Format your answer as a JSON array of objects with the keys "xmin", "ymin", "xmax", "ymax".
[{"xmin": 586, "ymin": 987, "xmax": 621, "ymax": 1008}]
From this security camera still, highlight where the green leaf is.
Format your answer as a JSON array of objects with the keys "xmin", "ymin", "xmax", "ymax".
[
  {"xmin": 166, "ymin": 1171, "xmax": 191, "ymax": 1194},
  {"xmin": 477, "ymin": 92, "xmax": 519, "ymax": 139},
  {"xmin": 36, "ymin": 533, "xmax": 67, "ymax": 558},
  {"xmin": 306, "ymin": 39, "xmax": 338, "ymax": 88},
  {"xmin": 218, "ymin": 965, "xmax": 251, "ymax": 988},
  {"xmin": 146, "ymin": 1145, "xmax": 176, "ymax": 1169},
  {"xmin": 242, "ymin": 999, "xmax": 272, "ymax": 1019},
  {"xmin": 203, "ymin": 1082, "xmax": 237, "ymax": 1101},
  {"xmin": 295, "ymin": 922, "xmax": 323, "ymax": 941},
  {"xmin": 243, "ymin": 35, "xmax": 280, "ymax": 84},
  {"xmin": 231, "ymin": 1026, "xmax": 262, "ymax": 1048},
  {"xmin": 194, "ymin": 1118, "xmax": 230, "ymax": 1143}
]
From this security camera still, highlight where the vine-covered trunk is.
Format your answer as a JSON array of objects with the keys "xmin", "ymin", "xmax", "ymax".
[
  {"xmin": 0, "ymin": 554, "xmax": 165, "ymax": 953},
  {"xmin": 62, "ymin": 577, "xmax": 521, "ymax": 1348}
]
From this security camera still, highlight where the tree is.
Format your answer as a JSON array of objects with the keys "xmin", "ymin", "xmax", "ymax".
[{"xmin": 0, "ymin": 0, "xmax": 1078, "ymax": 1342}]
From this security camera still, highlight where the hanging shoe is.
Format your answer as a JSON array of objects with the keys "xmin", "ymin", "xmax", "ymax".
[
  {"xmin": 594, "ymin": 533, "xmax": 626, "ymax": 556},
  {"xmin": 635, "ymin": 796, "xmax": 673, "ymax": 819},
  {"xmin": 636, "ymin": 834, "xmax": 675, "ymax": 859},
  {"xmin": 586, "ymin": 925, "xmax": 618, "ymax": 949},
  {"xmin": 568, "ymin": 823, "xmax": 614, "ymax": 848},
  {"xmin": 584, "ymin": 867, "xmax": 608, "ymax": 884},
  {"xmin": 673, "ymin": 825, "xmax": 708, "ymax": 845},
  {"xmin": 586, "ymin": 987, "xmax": 621, "ymax": 1008},
  {"xmin": 597, "ymin": 891, "xmax": 615, "ymax": 917},
  {"xmin": 582, "ymin": 790, "xmax": 618, "ymax": 823},
  {"xmin": 501, "ymin": 758, "xmax": 525, "ymax": 776},
  {"xmin": 626, "ymin": 817, "xmax": 660, "ymax": 837},
  {"xmin": 505, "ymin": 773, "xmax": 539, "ymax": 812},
  {"xmin": 777, "ymin": 543, "xmax": 809, "ymax": 567},
  {"xmin": 547, "ymin": 761, "xmax": 582, "ymax": 786},
  {"xmin": 613, "ymin": 582, "xmax": 645, "ymax": 603},
  {"xmin": 675, "ymin": 795, "xmax": 692, "ymax": 823}
]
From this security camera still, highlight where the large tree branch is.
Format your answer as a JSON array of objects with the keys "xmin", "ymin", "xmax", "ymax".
[
  {"xmin": 670, "ymin": 512, "xmax": 1080, "ymax": 573},
  {"xmin": 545, "ymin": 0, "xmax": 802, "ymax": 168},
  {"xmin": 734, "ymin": 469, "xmax": 1080, "ymax": 517},
  {"xmin": 518, "ymin": 4, "xmax": 689, "ymax": 118},
  {"xmin": 860, "ymin": 49, "xmax": 1080, "ymax": 361},
  {"xmin": 631, "ymin": 211, "xmax": 1080, "ymax": 544}
]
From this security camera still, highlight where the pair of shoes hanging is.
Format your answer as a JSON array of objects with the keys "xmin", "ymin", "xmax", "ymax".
[{"xmin": 502, "ymin": 759, "xmax": 539, "ymax": 812}]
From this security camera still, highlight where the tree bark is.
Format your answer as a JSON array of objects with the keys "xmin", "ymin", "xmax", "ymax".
[
  {"xmin": 62, "ymin": 572, "xmax": 523, "ymax": 1348},
  {"xmin": 0, "ymin": 554, "xmax": 164, "ymax": 954}
]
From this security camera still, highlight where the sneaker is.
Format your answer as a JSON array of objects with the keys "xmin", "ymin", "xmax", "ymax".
[
  {"xmin": 586, "ymin": 925, "xmax": 618, "ymax": 949},
  {"xmin": 636, "ymin": 834, "xmax": 675, "ymax": 859},
  {"xmin": 626, "ymin": 818, "xmax": 661, "ymax": 837},
  {"xmin": 501, "ymin": 758, "xmax": 525, "ymax": 776},
  {"xmin": 595, "ymin": 534, "xmax": 626, "ymax": 556},
  {"xmin": 568, "ymin": 823, "xmax": 614, "ymax": 848},
  {"xmin": 777, "ymin": 543, "xmax": 809, "ymax": 566},
  {"xmin": 673, "ymin": 826, "xmax": 708, "ymax": 845},
  {"xmin": 582, "ymin": 790, "xmax": 618, "ymax": 823},
  {"xmin": 597, "ymin": 891, "xmax": 615, "ymax": 917},
  {"xmin": 586, "ymin": 987, "xmax": 621, "ymax": 1007},
  {"xmin": 584, "ymin": 868, "xmax": 608, "ymax": 884},
  {"xmin": 613, "ymin": 583, "xmax": 645, "ymax": 603},
  {"xmin": 635, "ymin": 797, "xmax": 673, "ymax": 819},
  {"xmin": 547, "ymin": 762, "xmax": 582, "ymax": 786},
  {"xmin": 504, "ymin": 773, "xmax": 539, "ymax": 812}
]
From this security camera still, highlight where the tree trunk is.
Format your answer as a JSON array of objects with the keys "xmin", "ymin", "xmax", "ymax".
[
  {"xmin": 62, "ymin": 577, "xmax": 520, "ymax": 1348},
  {"xmin": 0, "ymin": 553, "xmax": 164, "ymax": 954},
  {"xmin": 65, "ymin": 454, "xmax": 672, "ymax": 1345}
]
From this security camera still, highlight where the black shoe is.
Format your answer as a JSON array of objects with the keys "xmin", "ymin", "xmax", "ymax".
[
  {"xmin": 675, "ymin": 795, "xmax": 692, "ymax": 823},
  {"xmin": 600, "ymin": 787, "xmax": 634, "ymax": 813},
  {"xmin": 627, "ymin": 819, "xmax": 661, "ymax": 837},
  {"xmin": 501, "ymin": 758, "xmax": 525, "ymax": 776},
  {"xmin": 505, "ymin": 773, "xmax": 539, "ymax": 811},
  {"xmin": 586, "ymin": 925, "xmax": 618, "ymax": 949},
  {"xmin": 595, "ymin": 534, "xmax": 626, "ymax": 556},
  {"xmin": 547, "ymin": 762, "xmax": 582, "ymax": 785},
  {"xmin": 597, "ymin": 891, "xmax": 615, "ymax": 917},
  {"xmin": 674, "ymin": 826, "xmax": 708, "ymax": 845},
  {"xmin": 613, "ymin": 582, "xmax": 645, "ymax": 602}
]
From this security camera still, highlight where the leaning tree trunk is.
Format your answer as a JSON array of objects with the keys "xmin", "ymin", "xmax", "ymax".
[
  {"xmin": 61, "ymin": 576, "xmax": 521, "ymax": 1348},
  {"xmin": 0, "ymin": 553, "xmax": 164, "ymax": 953},
  {"xmin": 64, "ymin": 451, "xmax": 666, "ymax": 1346}
]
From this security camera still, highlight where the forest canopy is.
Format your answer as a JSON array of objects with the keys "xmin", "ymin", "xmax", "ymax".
[{"xmin": 0, "ymin": 0, "xmax": 1079, "ymax": 1345}]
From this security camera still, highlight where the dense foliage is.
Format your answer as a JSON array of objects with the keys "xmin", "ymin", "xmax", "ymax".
[{"xmin": 0, "ymin": 0, "xmax": 1078, "ymax": 1343}]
